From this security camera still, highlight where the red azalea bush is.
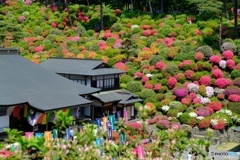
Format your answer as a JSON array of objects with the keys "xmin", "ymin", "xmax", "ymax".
[
  {"xmin": 199, "ymin": 75, "xmax": 211, "ymax": 86},
  {"xmin": 167, "ymin": 77, "xmax": 177, "ymax": 89},
  {"xmin": 194, "ymin": 52, "xmax": 204, "ymax": 61},
  {"xmin": 156, "ymin": 119, "xmax": 171, "ymax": 129},
  {"xmin": 173, "ymin": 86, "xmax": 188, "ymax": 99},
  {"xmin": 178, "ymin": 60, "xmax": 192, "ymax": 70},
  {"xmin": 155, "ymin": 61, "xmax": 166, "ymax": 71},
  {"xmin": 209, "ymin": 55, "xmax": 221, "ymax": 64},
  {"xmin": 185, "ymin": 70, "xmax": 194, "ymax": 80},
  {"xmin": 198, "ymin": 118, "xmax": 211, "ymax": 129},
  {"xmin": 154, "ymin": 84, "xmax": 161, "ymax": 91},
  {"xmin": 171, "ymin": 122, "xmax": 181, "ymax": 130},
  {"xmin": 35, "ymin": 46, "xmax": 44, "ymax": 52},
  {"xmin": 222, "ymin": 50, "xmax": 234, "ymax": 59},
  {"xmin": 217, "ymin": 93, "xmax": 225, "ymax": 100},
  {"xmin": 181, "ymin": 98, "xmax": 191, "ymax": 106},
  {"xmin": 144, "ymin": 83, "xmax": 153, "ymax": 89},
  {"xmin": 143, "ymin": 29, "xmax": 152, "ymax": 37},
  {"xmin": 212, "ymin": 119, "xmax": 225, "ymax": 130},
  {"xmin": 148, "ymin": 115, "xmax": 168, "ymax": 124},
  {"xmin": 127, "ymin": 122, "xmax": 142, "ymax": 130},
  {"xmin": 207, "ymin": 101, "xmax": 222, "ymax": 111},
  {"xmin": 134, "ymin": 72, "xmax": 144, "ymax": 78},
  {"xmin": 228, "ymin": 94, "xmax": 240, "ymax": 102},
  {"xmin": 141, "ymin": 76, "xmax": 149, "ymax": 83},
  {"xmin": 114, "ymin": 62, "xmax": 128, "ymax": 71},
  {"xmin": 196, "ymin": 106, "xmax": 212, "ymax": 117},
  {"xmin": 215, "ymin": 78, "xmax": 232, "ymax": 88},
  {"xmin": 226, "ymin": 59, "xmax": 235, "ymax": 70},
  {"xmin": 212, "ymin": 69, "xmax": 224, "ymax": 79},
  {"xmin": 164, "ymin": 37, "xmax": 174, "ymax": 47},
  {"xmin": 189, "ymin": 92, "xmax": 197, "ymax": 100}
]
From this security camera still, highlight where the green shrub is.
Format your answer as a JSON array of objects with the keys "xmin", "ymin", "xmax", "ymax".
[
  {"xmin": 49, "ymin": 28, "xmax": 63, "ymax": 35},
  {"xmin": 139, "ymin": 88, "xmax": 156, "ymax": 99},
  {"xmin": 167, "ymin": 109, "xmax": 178, "ymax": 117},
  {"xmin": 111, "ymin": 23, "xmax": 122, "ymax": 32},
  {"xmin": 43, "ymin": 39, "xmax": 53, "ymax": 51},
  {"xmin": 196, "ymin": 45, "xmax": 213, "ymax": 59},
  {"xmin": 159, "ymin": 47, "xmax": 170, "ymax": 59},
  {"xmin": 206, "ymin": 19, "xmax": 219, "ymax": 30},
  {"xmin": 132, "ymin": 27, "xmax": 141, "ymax": 34},
  {"xmin": 179, "ymin": 112, "xmax": 191, "ymax": 124},
  {"xmin": 105, "ymin": 48, "xmax": 121, "ymax": 58},
  {"xmin": 202, "ymin": 27, "xmax": 214, "ymax": 36},
  {"xmin": 227, "ymin": 102, "xmax": 240, "ymax": 114},
  {"xmin": 33, "ymin": 26, "xmax": 43, "ymax": 35},
  {"xmin": 169, "ymin": 101, "xmax": 182, "ymax": 108},
  {"xmin": 159, "ymin": 86, "xmax": 168, "ymax": 93},
  {"xmin": 106, "ymin": 37, "xmax": 117, "ymax": 47},
  {"xmin": 164, "ymin": 63, "xmax": 180, "ymax": 76},
  {"xmin": 192, "ymin": 72, "xmax": 204, "ymax": 81},
  {"xmin": 149, "ymin": 55, "xmax": 165, "ymax": 65},
  {"xmin": 107, "ymin": 58, "xmax": 117, "ymax": 66},
  {"xmin": 144, "ymin": 97, "xmax": 156, "ymax": 103},
  {"xmin": 120, "ymin": 74, "xmax": 133, "ymax": 84},
  {"xmin": 86, "ymin": 30, "xmax": 95, "ymax": 36},
  {"xmin": 126, "ymin": 81, "xmax": 143, "ymax": 93},
  {"xmin": 231, "ymin": 70, "xmax": 240, "ymax": 79}
]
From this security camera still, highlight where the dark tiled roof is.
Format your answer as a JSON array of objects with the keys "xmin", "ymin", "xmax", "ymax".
[
  {"xmin": 91, "ymin": 89, "xmax": 143, "ymax": 104},
  {"xmin": 0, "ymin": 49, "xmax": 100, "ymax": 112},
  {"xmin": 40, "ymin": 58, "xmax": 126, "ymax": 76}
]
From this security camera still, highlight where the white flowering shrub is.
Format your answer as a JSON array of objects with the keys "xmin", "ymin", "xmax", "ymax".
[
  {"xmin": 187, "ymin": 83, "xmax": 199, "ymax": 93},
  {"xmin": 206, "ymin": 86, "xmax": 214, "ymax": 97}
]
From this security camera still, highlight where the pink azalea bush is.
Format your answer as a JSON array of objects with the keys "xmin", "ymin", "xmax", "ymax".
[
  {"xmin": 154, "ymin": 84, "xmax": 162, "ymax": 91},
  {"xmin": 214, "ymin": 78, "xmax": 232, "ymax": 88},
  {"xmin": 141, "ymin": 76, "xmax": 149, "ymax": 83},
  {"xmin": 209, "ymin": 55, "xmax": 221, "ymax": 64},
  {"xmin": 199, "ymin": 75, "xmax": 211, "ymax": 86},
  {"xmin": 144, "ymin": 83, "xmax": 153, "ymax": 89},
  {"xmin": 222, "ymin": 50, "xmax": 234, "ymax": 59},
  {"xmin": 155, "ymin": 62, "xmax": 166, "ymax": 71},
  {"xmin": 134, "ymin": 72, "xmax": 144, "ymax": 78},
  {"xmin": 212, "ymin": 69, "xmax": 224, "ymax": 78},
  {"xmin": 228, "ymin": 94, "xmax": 240, "ymax": 102},
  {"xmin": 167, "ymin": 77, "xmax": 177, "ymax": 89},
  {"xmin": 185, "ymin": 70, "xmax": 194, "ymax": 80},
  {"xmin": 196, "ymin": 106, "xmax": 211, "ymax": 117},
  {"xmin": 207, "ymin": 101, "xmax": 222, "ymax": 111},
  {"xmin": 226, "ymin": 59, "xmax": 235, "ymax": 70},
  {"xmin": 35, "ymin": 46, "xmax": 44, "ymax": 52},
  {"xmin": 173, "ymin": 86, "xmax": 188, "ymax": 99},
  {"xmin": 194, "ymin": 52, "xmax": 204, "ymax": 61}
]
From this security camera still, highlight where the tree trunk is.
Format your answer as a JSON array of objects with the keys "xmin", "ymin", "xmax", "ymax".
[
  {"xmin": 234, "ymin": 0, "xmax": 238, "ymax": 36},
  {"xmin": 219, "ymin": 13, "xmax": 223, "ymax": 50},
  {"xmin": 64, "ymin": 0, "xmax": 72, "ymax": 27},
  {"xmin": 148, "ymin": 0, "xmax": 153, "ymax": 17},
  {"xmin": 130, "ymin": 0, "xmax": 133, "ymax": 12},
  {"xmin": 161, "ymin": 0, "xmax": 163, "ymax": 13},
  {"xmin": 223, "ymin": 0, "xmax": 229, "ymax": 19},
  {"xmin": 100, "ymin": 0, "xmax": 104, "ymax": 30}
]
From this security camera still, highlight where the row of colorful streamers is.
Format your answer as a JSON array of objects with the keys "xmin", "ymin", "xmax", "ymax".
[
  {"xmin": 62, "ymin": 108, "xmax": 78, "ymax": 118},
  {"xmin": 96, "ymin": 115, "xmax": 116, "ymax": 130},
  {"xmin": 124, "ymin": 110, "xmax": 128, "ymax": 124},
  {"xmin": 0, "ymin": 106, "xmax": 15, "ymax": 116},
  {"xmin": 12, "ymin": 105, "xmax": 23, "ymax": 119},
  {"xmin": 24, "ymin": 131, "xmax": 53, "ymax": 141},
  {"xmin": 108, "ymin": 115, "xmax": 116, "ymax": 130},
  {"xmin": 136, "ymin": 145, "xmax": 145, "ymax": 159}
]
